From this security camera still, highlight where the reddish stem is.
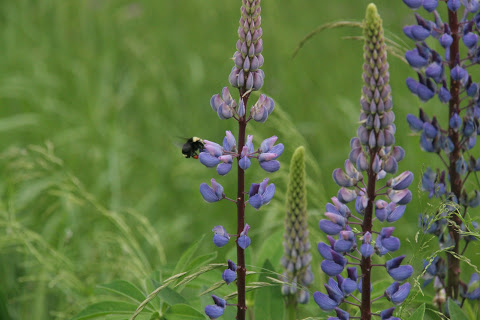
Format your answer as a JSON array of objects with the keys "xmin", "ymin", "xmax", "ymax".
[
  {"xmin": 446, "ymin": 8, "xmax": 462, "ymax": 301},
  {"xmin": 236, "ymin": 89, "xmax": 249, "ymax": 320},
  {"xmin": 360, "ymin": 147, "xmax": 378, "ymax": 320}
]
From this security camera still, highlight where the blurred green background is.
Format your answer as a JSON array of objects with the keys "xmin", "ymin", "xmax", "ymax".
[{"xmin": 0, "ymin": 0, "xmax": 478, "ymax": 319}]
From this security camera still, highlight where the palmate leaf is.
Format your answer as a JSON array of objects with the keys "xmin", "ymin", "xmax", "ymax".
[{"xmin": 72, "ymin": 301, "xmax": 138, "ymax": 320}]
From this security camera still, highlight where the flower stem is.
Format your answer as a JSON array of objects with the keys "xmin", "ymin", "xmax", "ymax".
[
  {"xmin": 446, "ymin": 7, "xmax": 462, "ymax": 301},
  {"xmin": 236, "ymin": 90, "xmax": 249, "ymax": 320},
  {"xmin": 285, "ymin": 295, "xmax": 297, "ymax": 320},
  {"xmin": 360, "ymin": 148, "xmax": 378, "ymax": 320}
]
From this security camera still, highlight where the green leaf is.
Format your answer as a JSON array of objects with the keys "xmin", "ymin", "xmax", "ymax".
[
  {"xmin": 163, "ymin": 304, "xmax": 206, "ymax": 320},
  {"xmin": 448, "ymin": 298, "xmax": 468, "ymax": 320},
  {"xmin": 158, "ymin": 287, "xmax": 188, "ymax": 306},
  {"xmin": 185, "ymin": 251, "xmax": 217, "ymax": 271},
  {"xmin": 172, "ymin": 235, "xmax": 205, "ymax": 277},
  {"xmin": 410, "ymin": 303, "xmax": 425, "ymax": 320},
  {"xmin": 254, "ymin": 259, "xmax": 284, "ymax": 320},
  {"xmin": 71, "ymin": 301, "xmax": 137, "ymax": 320},
  {"xmin": 255, "ymin": 229, "xmax": 283, "ymax": 279},
  {"xmin": 97, "ymin": 280, "xmax": 146, "ymax": 303}
]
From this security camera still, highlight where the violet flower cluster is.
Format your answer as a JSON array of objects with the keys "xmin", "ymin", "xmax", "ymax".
[
  {"xmin": 313, "ymin": 5, "xmax": 412, "ymax": 319},
  {"xmin": 200, "ymin": 1, "xmax": 283, "ymax": 319},
  {"xmin": 402, "ymin": 0, "xmax": 480, "ymax": 309}
]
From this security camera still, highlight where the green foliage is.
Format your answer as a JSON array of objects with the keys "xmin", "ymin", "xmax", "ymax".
[
  {"xmin": 0, "ymin": 0, "xmax": 478, "ymax": 319},
  {"xmin": 254, "ymin": 260, "xmax": 285, "ymax": 320},
  {"xmin": 410, "ymin": 303, "xmax": 425, "ymax": 320}
]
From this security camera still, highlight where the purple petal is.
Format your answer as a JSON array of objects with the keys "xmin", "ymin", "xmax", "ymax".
[
  {"xmin": 391, "ymin": 282, "xmax": 411, "ymax": 305},
  {"xmin": 360, "ymin": 243, "xmax": 374, "ymax": 258},
  {"xmin": 321, "ymin": 260, "xmax": 345, "ymax": 277},
  {"xmin": 199, "ymin": 152, "xmax": 220, "ymax": 167},
  {"xmin": 262, "ymin": 183, "xmax": 275, "ymax": 204},
  {"xmin": 382, "ymin": 237, "xmax": 401, "ymax": 252},
  {"xmin": 318, "ymin": 243, "xmax": 334, "ymax": 260},
  {"xmin": 313, "ymin": 291, "xmax": 338, "ymax": 311},
  {"xmin": 238, "ymin": 235, "xmax": 251, "ymax": 249},
  {"xmin": 270, "ymin": 143, "xmax": 284, "ymax": 158},
  {"xmin": 388, "ymin": 265, "xmax": 413, "ymax": 281},
  {"xmin": 205, "ymin": 305, "xmax": 224, "ymax": 319},
  {"xmin": 200, "ymin": 183, "xmax": 221, "ymax": 202},
  {"xmin": 387, "ymin": 205, "xmax": 406, "ymax": 223},
  {"xmin": 259, "ymin": 160, "xmax": 280, "ymax": 172},
  {"xmin": 216, "ymin": 162, "xmax": 232, "ymax": 176},
  {"xmin": 260, "ymin": 135, "xmax": 278, "ymax": 152},
  {"xmin": 210, "ymin": 94, "xmax": 223, "ymax": 112},
  {"xmin": 249, "ymin": 194, "xmax": 263, "ymax": 209},
  {"xmin": 213, "ymin": 234, "xmax": 229, "ymax": 247},
  {"xmin": 222, "ymin": 269, "xmax": 237, "ymax": 285},
  {"xmin": 239, "ymin": 156, "xmax": 251, "ymax": 170},
  {"xmin": 248, "ymin": 183, "xmax": 260, "ymax": 197},
  {"xmin": 319, "ymin": 219, "xmax": 343, "ymax": 235}
]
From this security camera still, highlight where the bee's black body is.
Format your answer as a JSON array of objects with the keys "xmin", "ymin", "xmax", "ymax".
[{"xmin": 182, "ymin": 137, "xmax": 204, "ymax": 159}]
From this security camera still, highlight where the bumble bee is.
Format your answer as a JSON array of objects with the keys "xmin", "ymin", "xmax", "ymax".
[{"xmin": 182, "ymin": 137, "xmax": 204, "ymax": 159}]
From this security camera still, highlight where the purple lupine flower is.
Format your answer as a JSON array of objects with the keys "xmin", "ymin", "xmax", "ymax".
[
  {"xmin": 201, "ymin": 0, "xmax": 280, "ymax": 318},
  {"xmin": 375, "ymin": 227, "xmax": 400, "ymax": 255},
  {"xmin": 212, "ymin": 226, "xmax": 230, "ymax": 247},
  {"xmin": 385, "ymin": 282, "xmax": 411, "ymax": 305},
  {"xmin": 248, "ymin": 178, "xmax": 275, "ymax": 209},
  {"xmin": 200, "ymin": 179, "xmax": 225, "ymax": 202},
  {"xmin": 380, "ymin": 307, "xmax": 401, "ymax": 320},
  {"xmin": 222, "ymin": 260, "xmax": 237, "ymax": 285},
  {"xmin": 237, "ymin": 224, "xmax": 251, "ymax": 249},
  {"xmin": 327, "ymin": 307, "xmax": 350, "ymax": 320},
  {"xmin": 314, "ymin": 5, "xmax": 413, "ymax": 318},
  {"xmin": 205, "ymin": 295, "xmax": 226, "ymax": 319},
  {"xmin": 386, "ymin": 256, "xmax": 413, "ymax": 281},
  {"xmin": 258, "ymin": 135, "xmax": 283, "ymax": 172}
]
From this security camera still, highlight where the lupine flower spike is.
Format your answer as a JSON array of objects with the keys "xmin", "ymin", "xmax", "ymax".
[
  {"xmin": 199, "ymin": 1, "xmax": 281, "ymax": 319},
  {"xmin": 314, "ymin": 5, "xmax": 412, "ymax": 320},
  {"xmin": 281, "ymin": 147, "xmax": 313, "ymax": 312},
  {"xmin": 403, "ymin": 0, "xmax": 480, "ymax": 312}
]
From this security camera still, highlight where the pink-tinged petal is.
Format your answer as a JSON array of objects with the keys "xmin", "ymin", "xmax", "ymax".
[
  {"xmin": 258, "ymin": 178, "xmax": 269, "ymax": 194},
  {"xmin": 204, "ymin": 141, "xmax": 223, "ymax": 157},
  {"xmin": 260, "ymin": 136, "xmax": 278, "ymax": 152},
  {"xmin": 246, "ymin": 135, "xmax": 254, "ymax": 153},
  {"xmin": 210, "ymin": 94, "xmax": 223, "ymax": 112},
  {"xmin": 218, "ymin": 155, "xmax": 233, "ymax": 163},
  {"xmin": 333, "ymin": 168, "xmax": 354, "ymax": 187},
  {"xmin": 337, "ymin": 187, "xmax": 357, "ymax": 203},
  {"xmin": 258, "ymin": 152, "xmax": 277, "ymax": 162},
  {"xmin": 210, "ymin": 178, "xmax": 224, "ymax": 199}
]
